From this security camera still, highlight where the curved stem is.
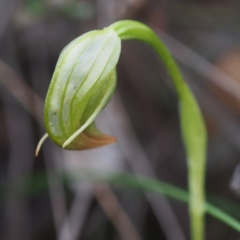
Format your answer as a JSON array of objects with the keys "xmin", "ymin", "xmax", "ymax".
[{"xmin": 109, "ymin": 20, "xmax": 207, "ymax": 240}]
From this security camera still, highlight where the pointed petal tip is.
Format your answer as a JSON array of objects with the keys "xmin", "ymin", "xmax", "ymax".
[
  {"xmin": 35, "ymin": 133, "xmax": 48, "ymax": 157},
  {"xmin": 62, "ymin": 133, "xmax": 117, "ymax": 150},
  {"xmin": 98, "ymin": 134, "xmax": 117, "ymax": 145}
]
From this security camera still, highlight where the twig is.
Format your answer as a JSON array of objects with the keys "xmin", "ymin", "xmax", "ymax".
[
  {"xmin": 93, "ymin": 183, "xmax": 143, "ymax": 240},
  {"xmin": 0, "ymin": 59, "xmax": 69, "ymax": 237},
  {"xmin": 106, "ymin": 93, "xmax": 187, "ymax": 240},
  {"xmin": 0, "ymin": 61, "xmax": 44, "ymax": 127},
  {"xmin": 26, "ymin": 22, "xmax": 69, "ymax": 236},
  {"xmin": 58, "ymin": 186, "xmax": 92, "ymax": 240}
]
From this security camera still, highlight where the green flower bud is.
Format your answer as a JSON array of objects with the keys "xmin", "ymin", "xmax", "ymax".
[{"xmin": 37, "ymin": 28, "xmax": 121, "ymax": 154}]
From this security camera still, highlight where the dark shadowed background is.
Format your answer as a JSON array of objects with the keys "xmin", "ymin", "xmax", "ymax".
[{"xmin": 1, "ymin": 0, "xmax": 240, "ymax": 240}]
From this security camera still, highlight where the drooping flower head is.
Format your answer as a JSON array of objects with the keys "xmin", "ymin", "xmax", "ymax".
[{"xmin": 36, "ymin": 28, "xmax": 121, "ymax": 154}]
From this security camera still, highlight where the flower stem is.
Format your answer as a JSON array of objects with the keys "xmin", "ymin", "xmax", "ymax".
[{"xmin": 109, "ymin": 20, "xmax": 207, "ymax": 240}]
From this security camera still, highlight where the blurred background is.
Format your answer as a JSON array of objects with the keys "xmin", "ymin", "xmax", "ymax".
[{"xmin": 1, "ymin": 0, "xmax": 240, "ymax": 239}]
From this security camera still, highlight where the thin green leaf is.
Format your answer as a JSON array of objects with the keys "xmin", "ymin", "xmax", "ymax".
[{"xmin": 2, "ymin": 171, "xmax": 240, "ymax": 233}]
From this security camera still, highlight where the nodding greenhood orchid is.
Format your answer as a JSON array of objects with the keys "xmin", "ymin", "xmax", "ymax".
[
  {"xmin": 36, "ymin": 21, "xmax": 207, "ymax": 240},
  {"xmin": 36, "ymin": 28, "xmax": 121, "ymax": 155}
]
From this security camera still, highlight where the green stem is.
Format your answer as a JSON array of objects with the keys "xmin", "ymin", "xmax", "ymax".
[{"xmin": 109, "ymin": 20, "xmax": 207, "ymax": 240}]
